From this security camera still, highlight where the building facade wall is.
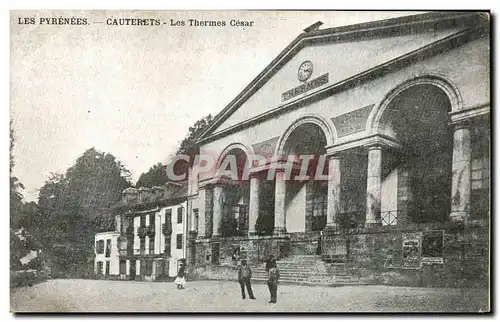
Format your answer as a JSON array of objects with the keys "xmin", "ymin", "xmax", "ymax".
[
  {"xmin": 188, "ymin": 18, "xmax": 489, "ymax": 287},
  {"xmin": 94, "ymin": 232, "xmax": 120, "ymax": 276},
  {"xmin": 192, "ymin": 36, "xmax": 489, "ymax": 237},
  {"xmin": 116, "ymin": 200, "xmax": 188, "ymax": 281}
]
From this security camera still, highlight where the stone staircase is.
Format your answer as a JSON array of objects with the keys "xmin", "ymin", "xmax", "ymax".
[{"xmin": 251, "ymin": 255, "xmax": 375, "ymax": 286}]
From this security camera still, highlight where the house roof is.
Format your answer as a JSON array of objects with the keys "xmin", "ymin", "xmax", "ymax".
[
  {"xmin": 111, "ymin": 181, "xmax": 188, "ymax": 214},
  {"xmin": 196, "ymin": 12, "xmax": 488, "ymax": 144}
]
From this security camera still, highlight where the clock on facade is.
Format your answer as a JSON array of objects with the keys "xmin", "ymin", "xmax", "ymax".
[{"xmin": 298, "ymin": 61, "xmax": 313, "ymax": 82}]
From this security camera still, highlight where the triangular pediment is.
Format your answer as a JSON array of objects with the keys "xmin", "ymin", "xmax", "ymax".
[{"xmin": 197, "ymin": 12, "xmax": 487, "ymax": 143}]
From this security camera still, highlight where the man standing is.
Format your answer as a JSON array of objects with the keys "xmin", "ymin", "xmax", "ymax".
[
  {"xmin": 238, "ymin": 259, "xmax": 256, "ymax": 300},
  {"xmin": 267, "ymin": 259, "xmax": 280, "ymax": 304},
  {"xmin": 265, "ymin": 255, "xmax": 274, "ymax": 272}
]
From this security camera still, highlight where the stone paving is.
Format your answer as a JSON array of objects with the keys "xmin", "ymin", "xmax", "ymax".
[{"xmin": 10, "ymin": 279, "xmax": 489, "ymax": 313}]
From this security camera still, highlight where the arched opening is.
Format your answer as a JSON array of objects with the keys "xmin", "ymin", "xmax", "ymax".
[
  {"xmin": 379, "ymin": 84, "xmax": 453, "ymax": 223},
  {"xmin": 282, "ymin": 123, "xmax": 328, "ymax": 233},
  {"xmin": 218, "ymin": 148, "xmax": 250, "ymax": 237}
]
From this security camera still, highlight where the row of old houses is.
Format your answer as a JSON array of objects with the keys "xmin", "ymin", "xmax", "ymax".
[{"xmin": 94, "ymin": 182, "xmax": 188, "ymax": 281}]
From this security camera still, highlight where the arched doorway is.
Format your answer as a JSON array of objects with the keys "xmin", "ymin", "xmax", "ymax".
[
  {"xmin": 378, "ymin": 84, "xmax": 453, "ymax": 224},
  {"xmin": 280, "ymin": 122, "xmax": 329, "ymax": 233},
  {"xmin": 217, "ymin": 148, "xmax": 250, "ymax": 237}
]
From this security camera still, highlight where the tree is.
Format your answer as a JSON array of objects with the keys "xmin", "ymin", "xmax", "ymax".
[
  {"xmin": 36, "ymin": 148, "xmax": 132, "ymax": 269},
  {"xmin": 136, "ymin": 163, "xmax": 167, "ymax": 188},
  {"xmin": 64, "ymin": 148, "xmax": 131, "ymax": 210},
  {"xmin": 10, "ymin": 122, "xmax": 25, "ymax": 229},
  {"xmin": 135, "ymin": 114, "xmax": 213, "ymax": 186},
  {"xmin": 176, "ymin": 114, "xmax": 213, "ymax": 158}
]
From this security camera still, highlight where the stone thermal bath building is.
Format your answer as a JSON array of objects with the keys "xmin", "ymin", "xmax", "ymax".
[
  {"xmin": 119, "ymin": 12, "xmax": 490, "ymax": 287},
  {"xmin": 184, "ymin": 12, "xmax": 490, "ymax": 287}
]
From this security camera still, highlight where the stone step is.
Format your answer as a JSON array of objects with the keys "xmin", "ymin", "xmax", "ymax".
[
  {"xmin": 262, "ymin": 264, "xmax": 326, "ymax": 269},
  {"xmin": 253, "ymin": 268, "xmax": 329, "ymax": 273},
  {"xmin": 277, "ymin": 261, "xmax": 324, "ymax": 265},
  {"xmin": 251, "ymin": 277, "xmax": 370, "ymax": 286},
  {"xmin": 252, "ymin": 270, "xmax": 355, "ymax": 277}
]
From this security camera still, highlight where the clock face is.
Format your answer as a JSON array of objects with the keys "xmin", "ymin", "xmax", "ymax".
[{"xmin": 298, "ymin": 61, "xmax": 313, "ymax": 82}]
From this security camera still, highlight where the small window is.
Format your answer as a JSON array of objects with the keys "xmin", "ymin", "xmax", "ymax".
[
  {"xmin": 105, "ymin": 239, "xmax": 111, "ymax": 257},
  {"xmin": 140, "ymin": 238, "xmax": 145, "ymax": 254},
  {"xmin": 165, "ymin": 209, "xmax": 172, "ymax": 230},
  {"xmin": 193, "ymin": 208, "xmax": 199, "ymax": 231},
  {"xmin": 176, "ymin": 234, "xmax": 183, "ymax": 250},
  {"xmin": 149, "ymin": 236, "xmax": 155, "ymax": 254},
  {"xmin": 96, "ymin": 240, "xmax": 105, "ymax": 254},
  {"xmin": 164, "ymin": 236, "xmax": 171, "ymax": 256},
  {"xmin": 177, "ymin": 207, "xmax": 183, "ymax": 224},
  {"xmin": 105, "ymin": 260, "xmax": 110, "ymax": 275}
]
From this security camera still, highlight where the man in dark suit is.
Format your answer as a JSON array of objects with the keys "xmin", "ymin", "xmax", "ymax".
[
  {"xmin": 265, "ymin": 255, "xmax": 274, "ymax": 272},
  {"xmin": 238, "ymin": 259, "xmax": 256, "ymax": 300},
  {"xmin": 267, "ymin": 259, "xmax": 280, "ymax": 304}
]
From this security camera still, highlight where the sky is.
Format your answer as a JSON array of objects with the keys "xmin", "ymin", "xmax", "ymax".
[{"xmin": 10, "ymin": 10, "xmax": 420, "ymax": 202}]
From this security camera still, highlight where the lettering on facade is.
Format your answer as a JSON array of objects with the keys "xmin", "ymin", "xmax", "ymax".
[
  {"xmin": 402, "ymin": 232, "xmax": 422, "ymax": 269},
  {"xmin": 282, "ymin": 73, "xmax": 329, "ymax": 102},
  {"xmin": 421, "ymin": 230, "xmax": 444, "ymax": 264},
  {"xmin": 252, "ymin": 136, "xmax": 280, "ymax": 158},
  {"xmin": 331, "ymin": 104, "xmax": 374, "ymax": 138}
]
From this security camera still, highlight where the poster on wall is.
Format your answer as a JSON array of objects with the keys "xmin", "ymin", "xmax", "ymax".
[
  {"xmin": 402, "ymin": 232, "xmax": 422, "ymax": 269},
  {"xmin": 421, "ymin": 230, "xmax": 444, "ymax": 264}
]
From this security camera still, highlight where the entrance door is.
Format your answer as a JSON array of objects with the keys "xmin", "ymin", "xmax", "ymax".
[{"xmin": 129, "ymin": 260, "xmax": 136, "ymax": 280}]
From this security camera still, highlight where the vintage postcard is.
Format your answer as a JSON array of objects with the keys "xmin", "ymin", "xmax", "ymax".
[{"xmin": 9, "ymin": 10, "xmax": 490, "ymax": 313}]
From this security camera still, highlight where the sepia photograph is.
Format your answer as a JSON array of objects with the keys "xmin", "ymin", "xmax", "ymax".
[{"xmin": 9, "ymin": 10, "xmax": 491, "ymax": 313}]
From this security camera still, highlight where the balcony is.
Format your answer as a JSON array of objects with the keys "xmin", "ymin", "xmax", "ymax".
[
  {"xmin": 164, "ymin": 235, "xmax": 172, "ymax": 256},
  {"xmin": 126, "ymin": 226, "xmax": 134, "ymax": 236},
  {"xmin": 162, "ymin": 223, "xmax": 172, "ymax": 236},
  {"xmin": 137, "ymin": 226, "xmax": 147, "ymax": 238},
  {"xmin": 147, "ymin": 225, "xmax": 155, "ymax": 237}
]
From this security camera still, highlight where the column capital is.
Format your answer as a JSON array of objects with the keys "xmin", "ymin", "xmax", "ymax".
[
  {"xmin": 274, "ymin": 167, "xmax": 287, "ymax": 174},
  {"xmin": 327, "ymin": 134, "xmax": 401, "ymax": 155},
  {"xmin": 248, "ymin": 171, "xmax": 261, "ymax": 179},
  {"xmin": 326, "ymin": 153, "xmax": 341, "ymax": 160},
  {"xmin": 365, "ymin": 143, "xmax": 383, "ymax": 151},
  {"xmin": 451, "ymin": 118, "xmax": 472, "ymax": 131}
]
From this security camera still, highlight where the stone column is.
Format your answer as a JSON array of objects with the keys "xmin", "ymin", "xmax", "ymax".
[
  {"xmin": 212, "ymin": 185, "xmax": 224, "ymax": 237},
  {"xmin": 450, "ymin": 123, "xmax": 471, "ymax": 222},
  {"xmin": 274, "ymin": 169, "xmax": 287, "ymax": 234},
  {"xmin": 366, "ymin": 145, "xmax": 382, "ymax": 226},
  {"xmin": 197, "ymin": 188, "xmax": 207, "ymax": 238},
  {"xmin": 248, "ymin": 174, "xmax": 260, "ymax": 235},
  {"xmin": 204, "ymin": 188, "xmax": 214, "ymax": 237},
  {"xmin": 188, "ymin": 198, "xmax": 195, "ymax": 232},
  {"xmin": 326, "ymin": 154, "xmax": 341, "ymax": 230}
]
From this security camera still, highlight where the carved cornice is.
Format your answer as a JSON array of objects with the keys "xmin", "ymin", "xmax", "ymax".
[
  {"xmin": 327, "ymin": 134, "xmax": 402, "ymax": 155},
  {"xmin": 450, "ymin": 102, "xmax": 490, "ymax": 125}
]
